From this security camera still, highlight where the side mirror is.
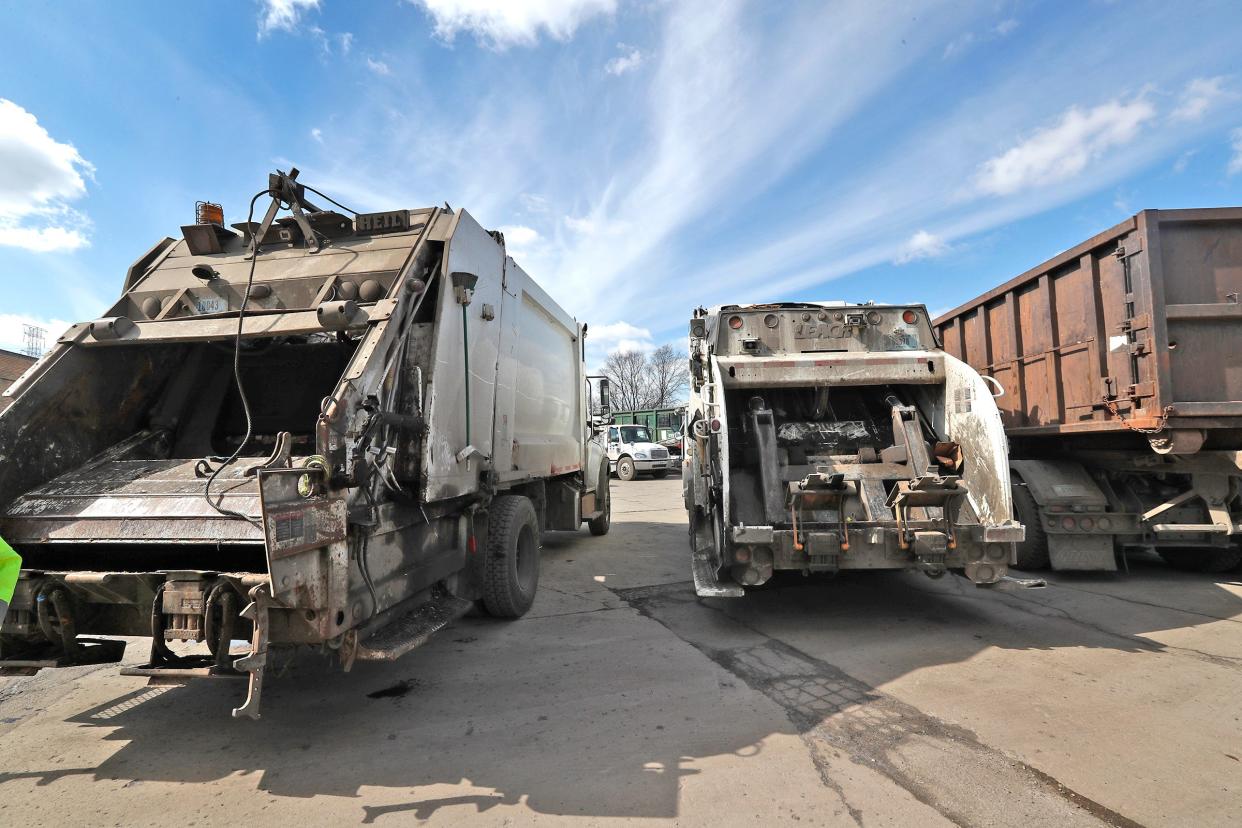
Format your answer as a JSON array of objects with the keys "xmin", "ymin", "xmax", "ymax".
[{"xmin": 598, "ymin": 378, "xmax": 611, "ymax": 413}]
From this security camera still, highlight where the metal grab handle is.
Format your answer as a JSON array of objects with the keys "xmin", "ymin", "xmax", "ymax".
[{"xmin": 981, "ymin": 375, "xmax": 1006, "ymax": 398}]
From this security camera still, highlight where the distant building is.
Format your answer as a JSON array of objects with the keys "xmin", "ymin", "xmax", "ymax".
[{"xmin": 0, "ymin": 348, "xmax": 37, "ymax": 395}]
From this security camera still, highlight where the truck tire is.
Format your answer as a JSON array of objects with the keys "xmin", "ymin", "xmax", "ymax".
[
  {"xmin": 1011, "ymin": 477, "xmax": 1050, "ymax": 570},
  {"xmin": 1157, "ymin": 547, "xmax": 1242, "ymax": 574},
  {"xmin": 617, "ymin": 457, "xmax": 636, "ymax": 482},
  {"xmin": 483, "ymin": 495, "xmax": 540, "ymax": 618},
  {"xmin": 588, "ymin": 468, "xmax": 611, "ymax": 536}
]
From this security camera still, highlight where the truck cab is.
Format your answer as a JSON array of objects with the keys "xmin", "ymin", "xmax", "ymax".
[{"xmin": 607, "ymin": 424, "xmax": 672, "ymax": 481}]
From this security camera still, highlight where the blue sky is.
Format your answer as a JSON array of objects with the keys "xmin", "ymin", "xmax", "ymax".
[{"xmin": 1, "ymin": 0, "xmax": 1240, "ymax": 366}]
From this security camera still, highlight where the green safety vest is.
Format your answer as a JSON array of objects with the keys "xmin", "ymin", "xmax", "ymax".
[{"xmin": 0, "ymin": 536, "xmax": 20, "ymax": 615}]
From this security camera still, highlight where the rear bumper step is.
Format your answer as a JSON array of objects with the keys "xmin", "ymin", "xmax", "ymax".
[{"xmin": 354, "ymin": 595, "xmax": 474, "ymax": 662}]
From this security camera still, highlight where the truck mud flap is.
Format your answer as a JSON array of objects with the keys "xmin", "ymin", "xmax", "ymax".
[
  {"xmin": 689, "ymin": 509, "xmax": 743, "ymax": 598},
  {"xmin": 691, "ymin": 549, "xmax": 745, "ymax": 598},
  {"xmin": 1048, "ymin": 535, "xmax": 1117, "ymax": 571}
]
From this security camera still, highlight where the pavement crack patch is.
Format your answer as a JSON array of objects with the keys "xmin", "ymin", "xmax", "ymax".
[
  {"xmin": 612, "ymin": 581, "xmax": 1144, "ymax": 828},
  {"xmin": 1048, "ymin": 582, "xmax": 1242, "ymax": 626}
]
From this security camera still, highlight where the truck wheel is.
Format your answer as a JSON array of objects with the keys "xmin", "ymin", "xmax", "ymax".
[
  {"xmin": 483, "ymin": 495, "xmax": 540, "ymax": 618},
  {"xmin": 617, "ymin": 457, "xmax": 636, "ymax": 482},
  {"xmin": 652, "ymin": 470, "xmax": 669, "ymax": 479},
  {"xmin": 1010, "ymin": 477, "xmax": 1050, "ymax": 570},
  {"xmin": 1157, "ymin": 547, "xmax": 1242, "ymax": 574},
  {"xmin": 588, "ymin": 468, "xmax": 611, "ymax": 536}
]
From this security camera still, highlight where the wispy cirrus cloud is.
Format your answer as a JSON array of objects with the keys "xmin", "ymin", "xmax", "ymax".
[
  {"xmin": 605, "ymin": 43, "xmax": 645, "ymax": 76},
  {"xmin": 409, "ymin": 0, "xmax": 617, "ymax": 49},
  {"xmin": 257, "ymin": 0, "xmax": 320, "ymax": 37},
  {"xmin": 1170, "ymin": 75, "xmax": 1230, "ymax": 123}
]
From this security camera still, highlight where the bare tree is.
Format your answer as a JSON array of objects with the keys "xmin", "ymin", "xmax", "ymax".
[
  {"xmin": 601, "ymin": 350, "xmax": 649, "ymax": 412},
  {"xmin": 601, "ymin": 345, "xmax": 689, "ymax": 412},
  {"xmin": 647, "ymin": 344, "xmax": 689, "ymax": 408}
]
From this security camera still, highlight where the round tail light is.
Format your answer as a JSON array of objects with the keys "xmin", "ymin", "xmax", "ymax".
[
  {"xmin": 728, "ymin": 315, "xmax": 743, "ymax": 330},
  {"xmin": 710, "ymin": 417, "xmax": 722, "ymax": 433},
  {"xmin": 1079, "ymin": 517, "xmax": 1096, "ymax": 531},
  {"xmin": 902, "ymin": 309, "xmax": 918, "ymax": 324},
  {"xmin": 1061, "ymin": 516, "xmax": 1077, "ymax": 531}
]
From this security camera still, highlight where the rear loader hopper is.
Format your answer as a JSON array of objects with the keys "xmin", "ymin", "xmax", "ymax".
[
  {"xmin": 0, "ymin": 170, "xmax": 612, "ymax": 717},
  {"xmin": 683, "ymin": 302, "xmax": 1023, "ymax": 596}
]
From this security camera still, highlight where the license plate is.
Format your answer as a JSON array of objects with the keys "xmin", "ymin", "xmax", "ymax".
[{"xmin": 195, "ymin": 296, "xmax": 228, "ymax": 314}]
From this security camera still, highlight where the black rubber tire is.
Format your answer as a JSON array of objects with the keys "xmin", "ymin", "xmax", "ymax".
[
  {"xmin": 482, "ymin": 495, "xmax": 540, "ymax": 618},
  {"xmin": 587, "ymin": 466, "xmax": 611, "ymax": 536},
  {"xmin": 1157, "ymin": 547, "xmax": 1242, "ymax": 574},
  {"xmin": 1011, "ymin": 477, "xmax": 1050, "ymax": 570},
  {"xmin": 617, "ymin": 457, "xmax": 636, "ymax": 482},
  {"xmin": 652, "ymin": 470, "xmax": 669, "ymax": 479}
]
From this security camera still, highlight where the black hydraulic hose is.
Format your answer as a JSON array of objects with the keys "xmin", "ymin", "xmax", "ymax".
[
  {"xmin": 203, "ymin": 190, "xmax": 270, "ymax": 528},
  {"xmin": 301, "ymin": 183, "xmax": 359, "ymax": 217}
]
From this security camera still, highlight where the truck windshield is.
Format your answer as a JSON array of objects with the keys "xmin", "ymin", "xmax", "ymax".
[{"xmin": 620, "ymin": 426, "xmax": 652, "ymax": 443}]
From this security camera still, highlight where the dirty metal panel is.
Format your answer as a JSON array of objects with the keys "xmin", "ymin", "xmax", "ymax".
[
  {"xmin": 717, "ymin": 352, "xmax": 943, "ymax": 388},
  {"xmin": 3, "ymin": 458, "xmax": 265, "ymax": 544},
  {"xmin": 258, "ymin": 469, "xmax": 347, "ymax": 610},
  {"xmin": 79, "ymin": 300, "xmax": 396, "ymax": 347},
  {"xmin": 935, "ymin": 208, "xmax": 1242, "ymax": 439}
]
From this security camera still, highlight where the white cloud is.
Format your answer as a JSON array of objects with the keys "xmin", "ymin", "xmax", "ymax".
[
  {"xmin": 310, "ymin": 127, "xmax": 324, "ymax": 143},
  {"xmin": 410, "ymin": 0, "xmax": 617, "ymax": 48},
  {"xmin": 1172, "ymin": 149, "xmax": 1196, "ymax": 173},
  {"xmin": 974, "ymin": 96, "xmax": 1156, "ymax": 196},
  {"xmin": 588, "ymin": 320, "xmax": 654, "ymax": 356},
  {"xmin": 0, "ymin": 98, "xmax": 94, "ymax": 253},
  {"xmin": 1170, "ymin": 76, "xmax": 1229, "ymax": 122},
  {"xmin": 605, "ymin": 43, "xmax": 645, "ymax": 76},
  {"xmin": 258, "ymin": 0, "xmax": 320, "ymax": 36},
  {"xmin": 498, "ymin": 224, "xmax": 541, "ymax": 256},
  {"xmin": 944, "ymin": 17, "xmax": 1018, "ymax": 59},
  {"xmin": 943, "ymin": 31, "xmax": 975, "ymax": 59},
  {"xmin": 366, "ymin": 57, "xmax": 391, "ymax": 75},
  {"xmin": 0, "ymin": 225, "xmax": 88, "ymax": 253},
  {"xmin": 1229, "ymin": 128, "xmax": 1242, "ymax": 176},
  {"xmin": 339, "ymin": 32, "xmax": 354, "ymax": 54},
  {"xmin": 894, "ymin": 230, "xmax": 950, "ymax": 264},
  {"xmin": 0, "ymin": 313, "xmax": 72, "ymax": 355}
]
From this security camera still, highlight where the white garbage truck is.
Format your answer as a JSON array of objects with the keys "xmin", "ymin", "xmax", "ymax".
[
  {"xmin": 0, "ymin": 169, "xmax": 611, "ymax": 717},
  {"xmin": 683, "ymin": 302, "xmax": 1023, "ymax": 597}
]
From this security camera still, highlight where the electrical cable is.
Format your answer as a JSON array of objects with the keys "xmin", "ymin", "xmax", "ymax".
[
  {"xmin": 203, "ymin": 189, "xmax": 270, "ymax": 528},
  {"xmin": 301, "ymin": 183, "xmax": 359, "ymax": 217}
]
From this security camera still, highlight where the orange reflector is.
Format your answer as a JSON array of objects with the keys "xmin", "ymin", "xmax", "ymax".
[{"xmin": 902, "ymin": 309, "xmax": 918, "ymax": 324}]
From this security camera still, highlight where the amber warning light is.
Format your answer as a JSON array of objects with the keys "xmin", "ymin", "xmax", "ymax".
[{"xmin": 196, "ymin": 201, "xmax": 224, "ymax": 226}]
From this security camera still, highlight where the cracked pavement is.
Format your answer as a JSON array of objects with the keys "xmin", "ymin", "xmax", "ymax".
[{"xmin": 1, "ymin": 478, "xmax": 1240, "ymax": 826}]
